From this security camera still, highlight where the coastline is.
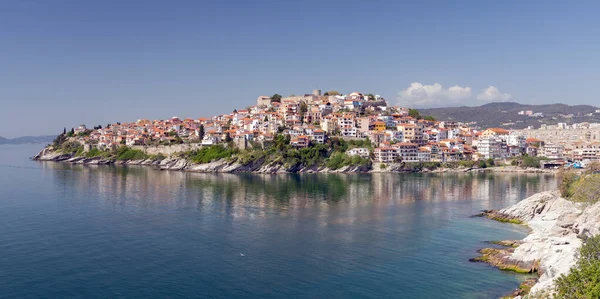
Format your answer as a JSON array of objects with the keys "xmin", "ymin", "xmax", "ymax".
[
  {"xmin": 33, "ymin": 147, "xmax": 558, "ymax": 174},
  {"xmin": 474, "ymin": 190, "xmax": 600, "ymax": 298}
]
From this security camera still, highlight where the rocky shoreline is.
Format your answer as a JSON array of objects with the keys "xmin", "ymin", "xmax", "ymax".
[
  {"xmin": 474, "ymin": 190, "xmax": 600, "ymax": 298},
  {"xmin": 33, "ymin": 147, "xmax": 558, "ymax": 174}
]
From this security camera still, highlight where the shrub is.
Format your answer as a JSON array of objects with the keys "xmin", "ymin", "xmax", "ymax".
[
  {"xmin": 478, "ymin": 160, "xmax": 487, "ymax": 168},
  {"xmin": 569, "ymin": 174, "xmax": 600, "ymax": 204},
  {"xmin": 115, "ymin": 146, "xmax": 148, "ymax": 161},
  {"xmin": 558, "ymin": 169, "xmax": 579, "ymax": 198},
  {"xmin": 380, "ymin": 163, "xmax": 387, "ymax": 169},
  {"xmin": 61, "ymin": 141, "xmax": 82, "ymax": 154},
  {"xmin": 189, "ymin": 145, "xmax": 235, "ymax": 164},
  {"xmin": 85, "ymin": 147, "xmax": 103, "ymax": 158},
  {"xmin": 554, "ymin": 235, "xmax": 600, "ymax": 298},
  {"xmin": 521, "ymin": 156, "xmax": 548, "ymax": 168}
]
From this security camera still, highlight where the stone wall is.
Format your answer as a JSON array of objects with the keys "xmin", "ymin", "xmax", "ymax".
[{"xmin": 130, "ymin": 144, "xmax": 203, "ymax": 156}]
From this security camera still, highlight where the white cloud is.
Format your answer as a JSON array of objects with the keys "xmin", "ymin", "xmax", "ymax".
[
  {"xmin": 477, "ymin": 86, "xmax": 511, "ymax": 102},
  {"xmin": 397, "ymin": 82, "xmax": 472, "ymax": 107}
]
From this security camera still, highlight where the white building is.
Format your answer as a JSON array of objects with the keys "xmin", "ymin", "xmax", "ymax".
[
  {"xmin": 347, "ymin": 148, "xmax": 370, "ymax": 158},
  {"xmin": 542, "ymin": 143, "xmax": 565, "ymax": 160},
  {"xmin": 477, "ymin": 137, "xmax": 504, "ymax": 159}
]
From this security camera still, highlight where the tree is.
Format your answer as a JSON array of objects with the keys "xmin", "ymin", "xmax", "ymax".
[
  {"xmin": 271, "ymin": 94, "xmax": 282, "ymax": 103},
  {"xmin": 408, "ymin": 109, "xmax": 421, "ymax": 119},
  {"xmin": 423, "ymin": 115, "xmax": 436, "ymax": 121},
  {"xmin": 326, "ymin": 90, "xmax": 340, "ymax": 96},
  {"xmin": 300, "ymin": 102, "xmax": 308, "ymax": 114},
  {"xmin": 63, "ymin": 127, "xmax": 67, "ymax": 135},
  {"xmin": 225, "ymin": 132, "xmax": 232, "ymax": 142},
  {"xmin": 233, "ymin": 109, "xmax": 237, "ymax": 114},
  {"xmin": 366, "ymin": 93, "xmax": 375, "ymax": 101},
  {"xmin": 198, "ymin": 124, "xmax": 205, "ymax": 140}
]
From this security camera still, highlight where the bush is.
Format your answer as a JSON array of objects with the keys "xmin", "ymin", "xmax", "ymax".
[
  {"xmin": 554, "ymin": 235, "xmax": 600, "ymax": 298},
  {"xmin": 85, "ymin": 147, "xmax": 103, "ymax": 158},
  {"xmin": 569, "ymin": 174, "xmax": 600, "ymax": 204},
  {"xmin": 478, "ymin": 160, "xmax": 487, "ymax": 168},
  {"xmin": 188, "ymin": 145, "xmax": 235, "ymax": 164},
  {"xmin": 116, "ymin": 146, "xmax": 148, "ymax": 161},
  {"xmin": 559, "ymin": 170, "xmax": 579, "ymax": 198},
  {"xmin": 380, "ymin": 163, "xmax": 387, "ymax": 169},
  {"xmin": 521, "ymin": 156, "xmax": 548, "ymax": 168},
  {"xmin": 61, "ymin": 141, "xmax": 82, "ymax": 154}
]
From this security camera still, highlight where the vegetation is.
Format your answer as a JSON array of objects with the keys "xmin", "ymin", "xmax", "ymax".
[
  {"xmin": 270, "ymin": 94, "xmax": 282, "ymax": 102},
  {"xmin": 115, "ymin": 146, "xmax": 148, "ymax": 161},
  {"xmin": 188, "ymin": 145, "xmax": 236, "ymax": 164},
  {"xmin": 326, "ymin": 153, "xmax": 371, "ymax": 170},
  {"xmin": 554, "ymin": 235, "xmax": 600, "ymax": 298},
  {"xmin": 567, "ymin": 174, "xmax": 600, "ymax": 204},
  {"xmin": 559, "ymin": 169, "xmax": 579, "ymax": 198},
  {"xmin": 558, "ymin": 168, "xmax": 600, "ymax": 204},
  {"xmin": 511, "ymin": 156, "xmax": 550, "ymax": 168},
  {"xmin": 198, "ymin": 125, "xmax": 205, "ymax": 141},
  {"xmin": 60, "ymin": 141, "xmax": 82, "ymax": 154}
]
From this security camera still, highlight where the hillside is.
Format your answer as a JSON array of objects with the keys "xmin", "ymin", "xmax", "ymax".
[
  {"xmin": 419, "ymin": 102, "xmax": 600, "ymax": 129},
  {"xmin": 0, "ymin": 135, "xmax": 56, "ymax": 145}
]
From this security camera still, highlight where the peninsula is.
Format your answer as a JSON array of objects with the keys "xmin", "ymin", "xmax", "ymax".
[{"xmin": 34, "ymin": 90, "xmax": 600, "ymax": 172}]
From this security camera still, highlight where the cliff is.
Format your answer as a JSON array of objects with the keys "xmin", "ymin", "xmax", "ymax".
[{"xmin": 477, "ymin": 191, "xmax": 600, "ymax": 296}]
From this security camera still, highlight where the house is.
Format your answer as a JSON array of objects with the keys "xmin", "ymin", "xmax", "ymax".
[
  {"xmin": 477, "ymin": 137, "xmax": 504, "ymax": 159},
  {"xmin": 418, "ymin": 147, "xmax": 432, "ymax": 162},
  {"xmin": 393, "ymin": 142, "xmax": 419, "ymax": 162},
  {"xmin": 481, "ymin": 128, "xmax": 510, "ymax": 139},
  {"xmin": 347, "ymin": 148, "xmax": 370, "ymax": 158},
  {"xmin": 374, "ymin": 147, "xmax": 398, "ymax": 163},
  {"xmin": 310, "ymin": 129, "xmax": 326, "ymax": 144},
  {"xmin": 374, "ymin": 121, "xmax": 386, "ymax": 131},
  {"xmin": 542, "ymin": 143, "xmax": 565, "ymax": 160},
  {"xmin": 290, "ymin": 135, "xmax": 309, "ymax": 148}
]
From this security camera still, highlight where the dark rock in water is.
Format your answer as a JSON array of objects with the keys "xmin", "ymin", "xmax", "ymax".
[
  {"xmin": 470, "ymin": 247, "xmax": 539, "ymax": 274},
  {"xmin": 486, "ymin": 240, "xmax": 523, "ymax": 248},
  {"xmin": 476, "ymin": 210, "xmax": 524, "ymax": 224},
  {"xmin": 502, "ymin": 278, "xmax": 538, "ymax": 298}
]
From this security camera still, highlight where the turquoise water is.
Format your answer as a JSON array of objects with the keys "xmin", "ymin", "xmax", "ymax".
[{"xmin": 0, "ymin": 145, "xmax": 555, "ymax": 298}]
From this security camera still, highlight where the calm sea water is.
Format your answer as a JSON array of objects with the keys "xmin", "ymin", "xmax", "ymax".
[{"xmin": 0, "ymin": 144, "xmax": 556, "ymax": 299}]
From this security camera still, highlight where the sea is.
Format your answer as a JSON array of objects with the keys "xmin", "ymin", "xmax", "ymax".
[{"xmin": 0, "ymin": 144, "xmax": 556, "ymax": 298}]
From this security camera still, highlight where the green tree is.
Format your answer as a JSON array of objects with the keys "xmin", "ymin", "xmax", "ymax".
[
  {"xmin": 198, "ymin": 124, "xmax": 205, "ymax": 140},
  {"xmin": 408, "ymin": 109, "xmax": 421, "ymax": 119},
  {"xmin": 300, "ymin": 102, "xmax": 308, "ymax": 114},
  {"xmin": 271, "ymin": 94, "xmax": 282, "ymax": 103},
  {"xmin": 225, "ymin": 132, "xmax": 233, "ymax": 142},
  {"xmin": 423, "ymin": 115, "xmax": 436, "ymax": 121},
  {"xmin": 326, "ymin": 90, "xmax": 340, "ymax": 96}
]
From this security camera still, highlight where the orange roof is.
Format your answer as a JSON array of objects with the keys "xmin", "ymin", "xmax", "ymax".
[{"xmin": 486, "ymin": 128, "xmax": 510, "ymax": 134}]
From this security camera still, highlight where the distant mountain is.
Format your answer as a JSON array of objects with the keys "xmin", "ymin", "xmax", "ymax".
[
  {"xmin": 419, "ymin": 102, "xmax": 600, "ymax": 129},
  {"xmin": 0, "ymin": 135, "xmax": 56, "ymax": 145}
]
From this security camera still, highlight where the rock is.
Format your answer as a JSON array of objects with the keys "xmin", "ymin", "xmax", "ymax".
[{"xmin": 476, "ymin": 190, "xmax": 600, "ymax": 294}]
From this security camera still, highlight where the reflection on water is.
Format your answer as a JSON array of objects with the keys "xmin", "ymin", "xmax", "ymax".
[
  {"xmin": 0, "ymin": 145, "xmax": 560, "ymax": 299},
  {"xmin": 42, "ymin": 162, "xmax": 555, "ymax": 218}
]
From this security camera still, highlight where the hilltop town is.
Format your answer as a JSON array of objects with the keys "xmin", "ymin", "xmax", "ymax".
[{"xmin": 42, "ymin": 90, "xmax": 600, "ymax": 171}]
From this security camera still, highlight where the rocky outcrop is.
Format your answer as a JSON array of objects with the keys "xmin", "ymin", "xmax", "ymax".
[{"xmin": 477, "ymin": 190, "xmax": 600, "ymax": 295}]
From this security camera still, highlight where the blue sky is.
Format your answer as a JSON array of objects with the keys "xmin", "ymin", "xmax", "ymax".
[{"xmin": 1, "ymin": 0, "xmax": 599, "ymax": 137}]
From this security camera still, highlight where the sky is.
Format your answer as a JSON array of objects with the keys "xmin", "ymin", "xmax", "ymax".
[{"xmin": 1, "ymin": 0, "xmax": 600, "ymax": 137}]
